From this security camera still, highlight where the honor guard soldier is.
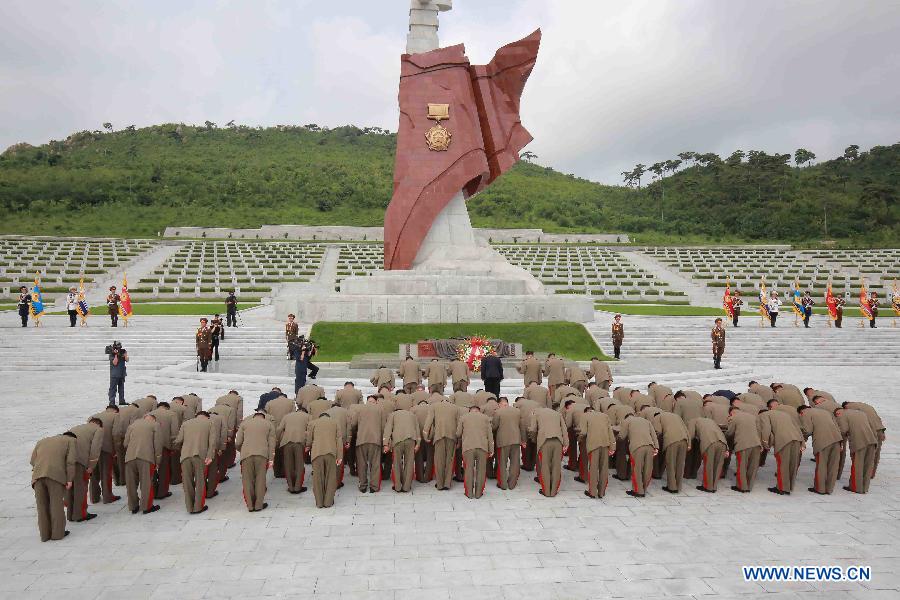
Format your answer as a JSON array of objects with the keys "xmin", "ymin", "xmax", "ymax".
[
  {"xmin": 307, "ymin": 413, "xmax": 343, "ymax": 508},
  {"xmin": 529, "ymin": 406, "xmax": 568, "ymax": 497},
  {"xmin": 106, "ymin": 286, "xmax": 121, "ymax": 327},
  {"xmin": 578, "ymin": 407, "xmax": 615, "ymax": 498},
  {"xmin": 611, "ymin": 314, "xmax": 624, "ymax": 359},
  {"xmin": 732, "ymin": 291, "xmax": 743, "ymax": 326},
  {"xmin": 456, "ymin": 406, "xmax": 494, "ymax": 499},
  {"xmin": 210, "ymin": 314, "xmax": 224, "ymax": 360},
  {"xmin": 869, "ymin": 291, "xmax": 880, "ymax": 328},
  {"xmin": 225, "ymin": 290, "xmax": 238, "ymax": 327},
  {"xmin": 285, "ymin": 314, "xmax": 299, "ymax": 359},
  {"xmin": 124, "ymin": 414, "xmax": 163, "ymax": 514},
  {"xmin": 711, "ymin": 318, "xmax": 726, "ymax": 369},
  {"xmin": 516, "ymin": 350, "xmax": 542, "ymax": 387},
  {"xmin": 66, "ymin": 419, "xmax": 103, "ymax": 522},
  {"xmin": 235, "ymin": 411, "xmax": 275, "ymax": 512},
  {"xmin": 17, "ymin": 285, "xmax": 31, "ymax": 327},
  {"xmin": 196, "ymin": 318, "xmax": 213, "ymax": 372},
  {"xmin": 31, "ymin": 432, "xmax": 76, "ymax": 541},
  {"xmin": 384, "ymin": 408, "xmax": 420, "ymax": 492},
  {"xmin": 173, "ymin": 411, "xmax": 218, "ymax": 513},
  {"xmin": 801, "ymin": 291, "xmax": 815, "ymax": 327},
  {"xmin": 834, "ymin": 294, "xmax": 845, "ymax": 327}
]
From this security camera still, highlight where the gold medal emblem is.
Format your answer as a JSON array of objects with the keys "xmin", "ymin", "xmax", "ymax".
[{"xmin": 425, "ymin": 103, "xmax": 452, "ymax": 151}]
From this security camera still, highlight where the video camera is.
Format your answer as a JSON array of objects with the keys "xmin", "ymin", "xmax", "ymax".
[{"xmin": 105, "ymin": 341, "xmax": 125, "ymax": 356}]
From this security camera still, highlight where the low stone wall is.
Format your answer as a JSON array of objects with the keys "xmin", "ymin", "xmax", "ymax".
[{"xmin": 162, "ymin": 225, "xmax": 629, "ymax": 244}]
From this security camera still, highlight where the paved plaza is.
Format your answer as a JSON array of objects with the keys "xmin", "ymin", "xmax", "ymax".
[{"xmin": 1, "ymin": 310, "xmax": 898, "ymax": 599}]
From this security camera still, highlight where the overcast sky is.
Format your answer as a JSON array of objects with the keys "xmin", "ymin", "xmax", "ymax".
[{"xmin": 2, "ymin": 0, "xmax": 899, "ymax": 184}]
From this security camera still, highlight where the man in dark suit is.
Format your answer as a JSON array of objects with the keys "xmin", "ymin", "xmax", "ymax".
[
  {"xmin": 257, "ymin": 387, "xmax": 284, "ymax": 411},
  {"xmin": 480, "ymin": 352, "xmax": 503, "ymax": 398}
]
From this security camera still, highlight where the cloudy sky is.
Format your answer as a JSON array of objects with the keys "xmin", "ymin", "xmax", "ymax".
[{"xmin": 2, "ymin": 0, "xmax": 899, "ymax": 184}]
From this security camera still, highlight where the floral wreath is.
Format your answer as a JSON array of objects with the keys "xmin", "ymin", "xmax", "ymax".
[{"xmin": 456, "ymin": 336, "xmax": 495, "ymax": 372}]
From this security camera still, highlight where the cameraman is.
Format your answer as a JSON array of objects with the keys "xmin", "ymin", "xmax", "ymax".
[
  {"xmin": 293, "ymin": 337, "xmax": 319, "ymax": 393},
  {"xmin": 106, "ymin": 342, "xmax": 128, "ymax": 407}
]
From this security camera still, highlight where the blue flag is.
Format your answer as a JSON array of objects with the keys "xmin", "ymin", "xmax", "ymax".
[{"xmin": 30, "ymin": 277, "xmax": 45, "ymax": 317}]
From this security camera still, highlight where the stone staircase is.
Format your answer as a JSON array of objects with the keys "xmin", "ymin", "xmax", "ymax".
[{"xmin": 588, "ymin": 312, "xmax": 900, "ymax": 365}]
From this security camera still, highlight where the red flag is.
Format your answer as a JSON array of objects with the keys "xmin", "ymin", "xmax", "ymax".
[
  {"xmin": 120, "ymin": 274, "xmax": 133, "ymax": 319},
  {"xmin": 723, "ymin": 282, "xmax": 734, "ymax": 320},
  {"xmin": 859, "ymin": 280, "xmax": 873, "ymax": 321},
  {"xmin": 825, "ymin": 282, "xmax": 837, "ymax": 321}
]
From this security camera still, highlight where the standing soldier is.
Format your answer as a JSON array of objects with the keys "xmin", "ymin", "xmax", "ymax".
[
  {"xmin": 210, "ymin": 314, "xmax": 224, "ymax": 361},
  {"xmin": 492, "ymin": 397, "xmax": 523, "ymax": 490},
  {"xmin": 285, "ymin": 314, "xmax": 299, "ymax": 359},
  {"xmin": 516, "ymin": 350, "xmax": 542, "ymax": 387},
  {"xmin": 611, "ymin": 314, "xmax": 625, "ymax": 359},
  {"xmin": 276, "ymin": 408, "xmax": 310, "ymax": 494},
  {"xmin": 424, "ymin": 358, "xmax": 449, "ymax": 394},
  {"xmin": 31, "ymin": 432, "xmax": 76, "ymax": 541},
  {"xmin": 424, "ymin": 395, "xmax": 462, "ymax": 491},
  {"xmin": 797, "ymin": 406, "xmax": 842, "ymax": 494},
  {"xmin": 17, "ymin": 285, "xmax": 31, "ymax": 327},
  {"xmin": 801, "ymin": 291, "xmax": 815, "ymax": 328},
  {"xmin": 106, "ymin": 286, "xmax": 121, "ymax": 327},
  {"xmin": 587, "ymin": 356, "xmax": 612, "ymax": 390},
  {"xmin": 65, "ymin": 287, "xmax": 78, "ymax": 327},
  {"xmin": 835, "ymin": 406, "xmax": 877, "ymax": 494},
  {"xmin": 235, "ymin": 411, "xmax": 275, "ymax": 512},
  {"xmin": 173, "ymin": 411, "xmax": 217, "ymax": 514},
  {"xmin": 196, "ymin": 318, "xmax": 213, "ymax": 372},
  {"xmin": 688, "ymin": 416, "xmax": 728, "ymax": 493},
  {"xmin": 726, "ymin": 407, "xmax": 762, "ymax": 492},
  {"xmin": 398, "ymin": 356, "xmax": 421, "ymax": 394},
  {"xmin": 353, "ymin": 395, "xmax": 386, "ymax": 493},
  {"xmin": 618, "ymin": 414, "xmax": 658, "ymax": 497},
  {"xmin": 456, "ymin": 406, "xmax": 494, "ymax": 499},
  {"xmin": 66, "ymin": 419, "xmax": 103, "ymax": 522},
  {"xmin": 449, "ymin": 356, "xmax": 471, "ymax": 392},
  {"xmin": 732, "ymin": 290, "xmax": 743, "ymax": 327},
  {"xmin": 124, "ymin": 414, "xmax": 163, "ymax": 514},
  {"xmin": 225, "ymin": 290, "xmax": 238, "ymax": 327},
  {"xmin": 578, "ymin": 406, "xmax": 615, "ymax": 498},
  {"xmin": 711, "ymin": 318, "xmax": 726, "ymax": 370},
  {"xmin": 89, "ymin": 406, "xmax": 121, "ymax": 504},
  {"xmin": 834, "ymin": 294, "xmax": 845, "ymax": 328},
  {"xmin": 307, "ymin": 413, "xmax": 343, "ymax": 508},
  {"xmin": 542, "ymin": 353, "xmax": 566, "ymax": 401},
  {"xmin": 383, "ymin": 408, "xmax": 420, "ymax": 492},
  {"xmin": 529, "ymin": 406, "xmax": 568, "ymax": 497},
  {"xmin": 869, "ymin": 291, "xmax": 879, "ymax": 328}
]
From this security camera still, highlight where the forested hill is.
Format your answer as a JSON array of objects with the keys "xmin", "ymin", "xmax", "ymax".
[{"xmin": 0, "ymin": 123, "xmax": 897, "ymax": 244}]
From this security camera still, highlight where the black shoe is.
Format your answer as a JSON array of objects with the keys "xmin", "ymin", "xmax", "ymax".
[
  {"xmin": 257, "ymin": 503, "xmax": 269, "ymax": 511},
  {"xmin": 662, "ymin": 487, "xmax": 678, "ymax": 494},
  {"xmin": 538, "ymin": 490, "xmax": 547, "ymax": 496},
  {"xmin": 309, "ymin": 374, "xmax": 317, "ymax": 380},
  {"xmin": 359, "ymin": 487, "xmax": 368, "ymax": 493},
  {"xmin": 131, "ymin": 508, "xmax": 139, "ymax": 514},
  {"xmin": 63, "ymin": 530, "xmax": 70, "ymax": 537},
  {"xmin": 158, "ymin": 492, "xmax": 172, "ymax": 499},
  {"xmin": 843, "ymin": 486, "xmax": 859, "ymax": 493},
  {"xmin": 768, "ymin": 486, "xmax": 785, "ymax": 495},
  {"xmin": 207, "ymin": 491, "xmax": 219, "ymax": 498},
  {"xmin": 82, "ymin": 513, "xmax": 98, "ymax": 521},
  {"xmin": 143, "ymin": 505, "xmax": 160, "ymax": 514},
  {"xmin": 808, "ymin": 487, "xmax": 827, "ymax": 495},
  {"xmin": 696, "ymin": 485, "xmax": 710, "ymax": 492},
  {"xmin": 584, "ymin": 491, "xmax": 595, "ymax": 498},
  {"xmin": 192, "ymin": 506, "xmax": 209, "ymax": 514},
  {"xmin": 220, "ymin": 476, "xmax": 229, "ymax": 482},
  {"xmin": 626, "ymin": 490, "xmax": 645, "ymax": 497},
  {"xmin": 337, "ymin": 482, "xmax": 344, "ymax": 489},
  {"xmin": 298, "ymin": 486, "xmax": 307, "ymax": 493},
  {"xmin": 574, "ymin": 477, "xmax": 585, "ymax": 483},
  {"xmin": 369, "ymin": 488, "xmax": 378, "ymax": 493},
  {"xmin": 563, "ymin": 465, "xmax": 577, "ymax": 472},
  {"xmin": 730, "ymin": 486, "xmax": 744, "ymax": 493},
  {"xmin": 533, "ymin": 476, "xmax": 540, "ymax": 483},
  {"xmin": 105, "ymin": 495, "xmax": 121, "ymax": 504}
]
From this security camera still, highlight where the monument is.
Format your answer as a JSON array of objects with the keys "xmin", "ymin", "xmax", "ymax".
[{"xmin": 277, "ymin": 1, "xmax": 593, "ymax": 323}]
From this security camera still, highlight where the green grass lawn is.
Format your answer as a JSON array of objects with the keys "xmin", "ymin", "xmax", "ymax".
[
  {"xmin": 0, "ymin": 304, "xmax": 17, "ymax": 311},
  {"xmin": 47, "ymin": 303, "xmax": 260, "ymax": 316},
  {"xmin": 309, "ymin": 321, "xmax": 606, "ymax": 362}
]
